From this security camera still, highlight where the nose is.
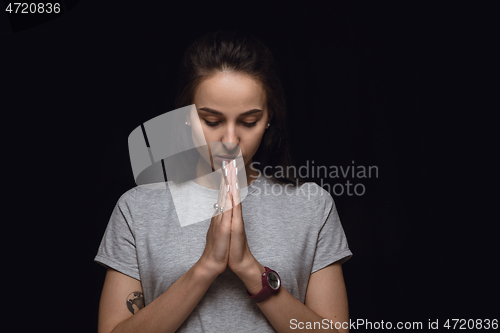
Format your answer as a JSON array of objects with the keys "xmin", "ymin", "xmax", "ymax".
[{"xmin": 221, "ymin": 124, "xmax": 239, "ymax": 151}]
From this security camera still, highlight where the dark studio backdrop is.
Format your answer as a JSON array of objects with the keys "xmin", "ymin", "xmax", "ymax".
[{"xmin": 2, "ymin": 1, "xmax": 497, "ymax": 332}]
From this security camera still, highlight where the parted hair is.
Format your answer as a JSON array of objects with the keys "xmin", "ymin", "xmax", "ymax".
[{"xmin": 171, "ymin": 30, "xmax": 303, "ymax": 186}]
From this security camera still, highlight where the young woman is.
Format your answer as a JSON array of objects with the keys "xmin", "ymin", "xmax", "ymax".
[{"xmin": 95, "ymin": 31, "xmax": 352, "ymax": 333}]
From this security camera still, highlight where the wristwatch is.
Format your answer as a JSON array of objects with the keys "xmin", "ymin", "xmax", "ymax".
[{"xmin": 247, "ymin": 267, "xmax": 281, "ymax": 303}]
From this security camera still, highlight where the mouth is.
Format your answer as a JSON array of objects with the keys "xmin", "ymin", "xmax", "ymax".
[{"xmin": 215, "ymin": 155, "xmax": 242, "ymax": 162}]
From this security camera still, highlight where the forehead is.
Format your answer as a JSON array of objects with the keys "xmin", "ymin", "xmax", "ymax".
[{"xmin": 193, "ymin": 71, "xmax": 266, "ymax": 114}]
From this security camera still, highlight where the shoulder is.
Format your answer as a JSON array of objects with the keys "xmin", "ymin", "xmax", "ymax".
[
  {"xmin": 115, "ymin": 182, "xmax": 173, "ymax": 208},
  {"xmin": 114, "ymin": 186, "xmax": 138, "ymax": 206},
  {"xmin": 132, "ymin": 181, "xmax": 174, "ymax": 202},
  {"xmin": 265, "ymin": 177, "xmax": 333, "ymax": 201},
  {"xmin": 295, "ymin": 181, "xmax": 335, "ymax": 219},
  {"xmin": 258, "ymin": 177, "xmax": 335, "ymax": 220}
]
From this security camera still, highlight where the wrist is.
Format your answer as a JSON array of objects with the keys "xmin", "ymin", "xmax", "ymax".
[
  {"xmin": 237, "ymin": 259, "xmax": 266, "ymax": 295},
  {"xmin": 195, "ymin": 257, "xmax": 225, "ymax": 282}
]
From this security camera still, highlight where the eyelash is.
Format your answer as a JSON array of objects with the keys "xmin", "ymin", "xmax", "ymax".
[{"xmin": 204, "ymin": 120, "xmax": 257, "ymax": 128}]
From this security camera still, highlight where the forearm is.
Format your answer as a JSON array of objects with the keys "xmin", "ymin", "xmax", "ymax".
[
  {"xmin": 257, "ymin": 286, "xmax": 340, "ymax": 333},
  {"xmin": 241, "ymin": 263, "xmax": 341, "ymax": 333},
  {"xmin": 110, "ymin": 260, "xmax": 217, "ymax": 333}
]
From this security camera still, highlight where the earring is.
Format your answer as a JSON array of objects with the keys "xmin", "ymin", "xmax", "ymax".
[
  {"xmin": 267, "ymin": 122, "xmax": 271, "ymax": 128},
  {"xmin": 185, "ymin": 121, "xmax": 188, "ymax": 125}
]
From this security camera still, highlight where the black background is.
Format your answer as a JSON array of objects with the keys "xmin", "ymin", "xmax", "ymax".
[{"xmin": 2, "ymin": 1, "xmax": 497, "ymax": 332}]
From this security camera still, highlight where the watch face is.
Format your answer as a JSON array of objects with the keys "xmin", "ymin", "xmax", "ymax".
[{"xmin": 267, "ymin": 271, "xmax": 280, "ymax": 290}]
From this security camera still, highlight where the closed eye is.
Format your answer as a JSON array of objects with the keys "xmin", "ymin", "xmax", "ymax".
[
  {"xmin": 204, "ymin": 120, "xmax": 220, "ymax": 127},
  {"xmin": 204, "ymin": 120, "xmax": 258, "ymax": 128},
  {"xmin": 242, "ymin": 121, "xmax": 257, "ymax": 127}
]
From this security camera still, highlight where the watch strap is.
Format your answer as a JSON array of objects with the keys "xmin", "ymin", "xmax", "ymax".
[{"xmin": 247, "ymin": 267, "xmax": 280, "ymax": 303}]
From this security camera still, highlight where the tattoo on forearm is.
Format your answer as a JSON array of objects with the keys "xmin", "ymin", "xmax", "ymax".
[{"xmin": 126, "ymin": 291, "xmax": 144, "ymax": 314}]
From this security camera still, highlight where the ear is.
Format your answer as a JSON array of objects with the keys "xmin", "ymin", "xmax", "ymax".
[{"xmin": 266, "ymin": 117, "xmax": 272, "ymax": 129}]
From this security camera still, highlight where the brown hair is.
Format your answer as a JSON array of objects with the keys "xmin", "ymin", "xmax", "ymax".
[{"xmin": 172, "ymin": 30, "xmax": 303, "ymax": 185}]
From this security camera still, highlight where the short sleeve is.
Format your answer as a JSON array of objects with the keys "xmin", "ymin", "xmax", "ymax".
[
  {"xmin": 94, "ymin": 188, "xmax": 141, "ymax": 281},
  {"xmin": 311, "ymin": 196, "xmax": 353, "ymax": 274}
]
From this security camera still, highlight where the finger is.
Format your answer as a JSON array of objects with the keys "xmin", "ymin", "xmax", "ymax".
[
  {"xmin": 220, "ymin": 193, "xmax": 233, "ymax": 228},
  {"xmin": 214, "ymin": 167, "xmax": 231, "ymax": 228},
  {"xmin": 227, "ymin": 160, "xmax": 244, "ymax": 233},
  {"xmin": 226, "ymin": 159, "xmax": 241, "ymax": 209},
  {"xmin": 224, "ymin": 182, "xmax": 233, "ymax": 211},
  {"xmin": 217, "ymin": 160, "xmax": 236, "ymax": 217},
  {"xmin": 232, "ymin": 185, "xmax": 242, "ymax": 220},
  {"xmin": 229, "ymin": 182, "xmax": 244, "ymax": 234},
  {"xmin": 223, "ymin": 160, "xmax": 229, "ymax": 184},
  {"xmin": 232, "ymin": 161, "xmax": 241, "ymax": 207},
  {"xmin": 223, "ymin": 160, "xmax": 234, "ymax": 211},
  {"xmin": 213, "ymin": 168, "xmax": 227, "ymax": 218}
]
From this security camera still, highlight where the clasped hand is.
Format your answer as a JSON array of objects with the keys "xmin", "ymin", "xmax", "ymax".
[{"xmin": 200, "ymin": 160, "xmax": 262, "ymax": 284}]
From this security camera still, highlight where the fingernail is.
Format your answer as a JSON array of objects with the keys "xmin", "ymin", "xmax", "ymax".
[
  {"xmin": 233, "ymin": 159, "xmax": 236, "ymax": 167},
  {"xmin": 235, "ymin": 167, "xmax": 238, "ymax": 176},
  {"xmin": 222, "ymin": 161, "xmax": 226, "ymax": 169},
  {"xmin": 225, "ymin": 168, "xmax": 227, "ymax": 177},
  {"xmin": 236, "ymin": 182, "xmax": 239, "ymax": 190},
  {"xmin": 227, "ymin": 185, "xmax": 230, "ymax": 192}
]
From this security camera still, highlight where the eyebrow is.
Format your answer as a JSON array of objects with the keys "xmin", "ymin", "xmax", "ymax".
[{"xmin": 198, "ymin": 107, "xmax": 263, "ymax": 116}]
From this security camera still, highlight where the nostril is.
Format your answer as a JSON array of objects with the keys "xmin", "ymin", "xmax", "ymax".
[{"xmin": 221, "ymin": 141, "xmax": 240, "ymax": 153}]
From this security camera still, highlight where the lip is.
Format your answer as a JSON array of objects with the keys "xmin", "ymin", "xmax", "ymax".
[{"xmin": 215, "ymin": 155, "xmax": 241, "ymax": 161}]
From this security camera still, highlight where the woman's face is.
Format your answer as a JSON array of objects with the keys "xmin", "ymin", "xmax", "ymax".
[{"xmin": 190, "ymin": 71, "xmax": 269, "ymax": 177}]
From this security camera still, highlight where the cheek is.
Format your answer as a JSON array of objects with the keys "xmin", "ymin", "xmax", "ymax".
[
  {"xmin": 192, "ymin": 129, "xmax": 206, "ymax": 147},
  {"xmin": 241, "ymin": 129, "xmax": 265, "ymax": 156},
  {"xmin": 190, "ymin": 116, "xmax": 213, "ymax": 165},
  {"xmin": 190, "ymin": 115, "xmax": 208, "ymax": 146}
]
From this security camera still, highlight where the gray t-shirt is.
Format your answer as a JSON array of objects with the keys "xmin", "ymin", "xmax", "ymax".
[{"xmin": 94, "ymin": 174, "xmax": 352, "ymax": 332}]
